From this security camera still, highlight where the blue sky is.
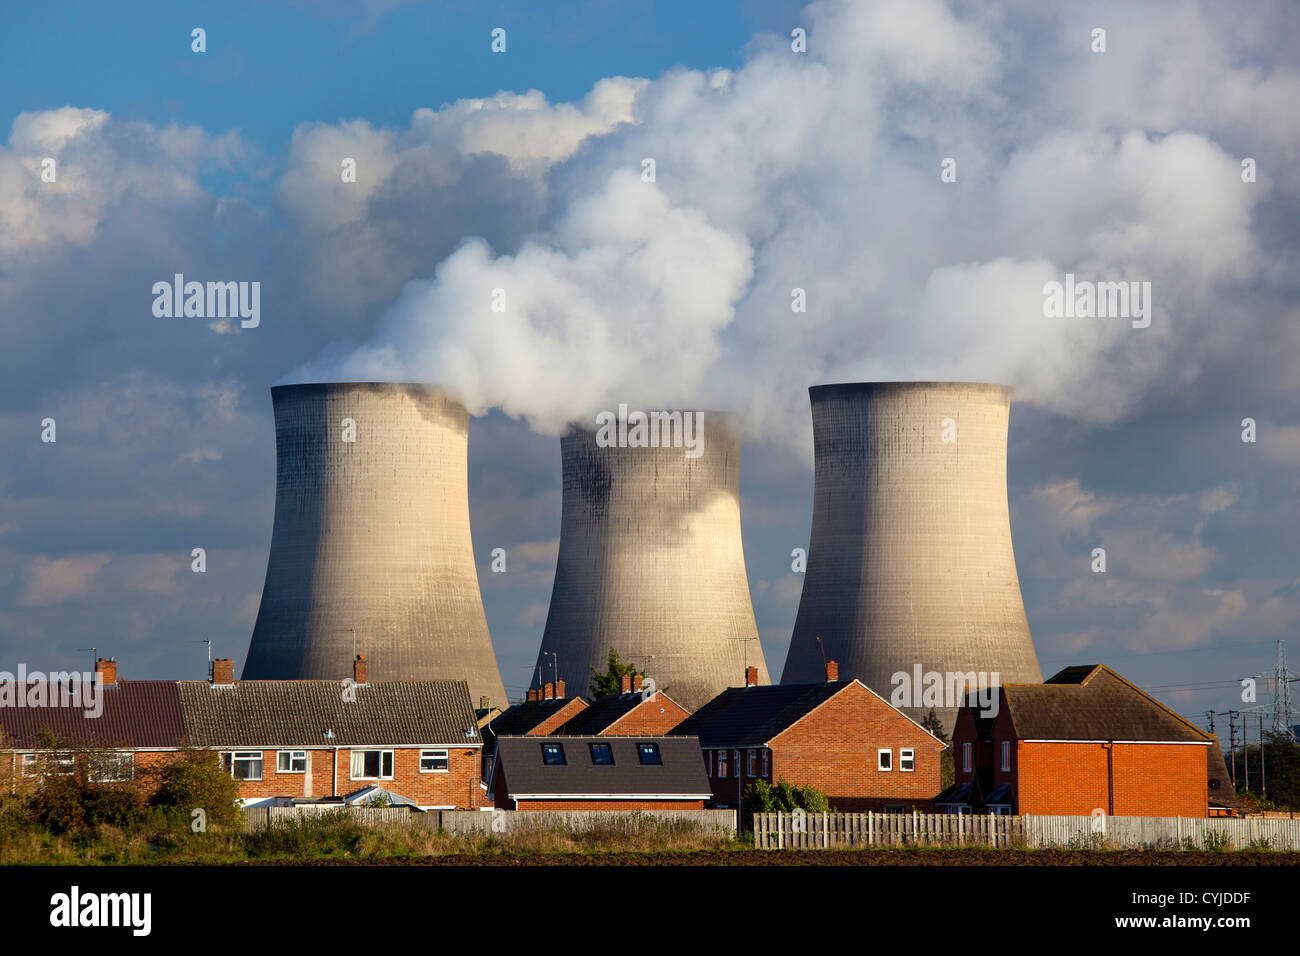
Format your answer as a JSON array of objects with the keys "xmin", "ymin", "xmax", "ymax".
[{"xmin": 2, "ymin": 0, "xmax": 1298, "ymax": 728}]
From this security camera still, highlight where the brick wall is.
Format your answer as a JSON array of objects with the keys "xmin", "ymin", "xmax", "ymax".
[
  {"xmin": 600, "ymin": 694, "xmax": 691, "ymax": 735},
  {"xmin": 1015, "ymin": 741, "xmax": 1207, "ymax": 816},
  {"xmin": 513, "ymin": 799, "xmax": 705, "ymax": 811}
]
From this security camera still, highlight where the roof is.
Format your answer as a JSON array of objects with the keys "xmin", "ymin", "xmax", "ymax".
[
  {"xmin": 1207, "ymin": 741, "xmax": 1245, "ymax": 810},
  {"xmin": 1000, "ymin": 666, "xmax": 1213, "ymax": 743},
  {"xmin": 176, "ymin": 679, "xmax": 480, "ymax": 747},
  {"xmin": 492, "ymin": 735, "xmax": 710, "ymax": 798},
  {"xmin": 670, "ymin": 680, "xmax": 877, "ymax": 748},
  {"xmin": 483, "ymin": 697, "xmax": 585, "ymax": 743},
  {"xmin": 556, "ymin": 692, "xmax": 683, "ymax": 735},
  {"xmin": 0, "ymin": 680, "xmax": 185, "ymax": 750}
]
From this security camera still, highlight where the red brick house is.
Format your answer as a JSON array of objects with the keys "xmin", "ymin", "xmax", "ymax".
[
  {"xmin": 488, "ymin": 735, "xmax": 711, "ymax": 810},
  {"xmin": 480, "ymin": 680, "xmax": 588, "ymax": 777},
  {"xmin": 555, "ymin": 678, "xmax": 690, "ymax": 737},
  {"xmin": 3, "ymin": 656, "xmax": 485, "ymax": 810},
  {"xmin": 939, "ymin": 664, "xmax": 1224, "ymax": 817},
  {"xmin": 669, "ymin": 663, "xmax": 946, "ymax": 812}
]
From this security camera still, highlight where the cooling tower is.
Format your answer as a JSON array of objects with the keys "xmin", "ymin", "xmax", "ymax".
[
  {"xmin": 242, "ymin": 382, "xmax": 507, "ymax": 708},
  {"xmin": 780, "ymin": 382, "xmax": 1041, "ymax": 730},
  {"xmin": 532, "ymin": 410, "xmax": 769, "ymax": 711}
]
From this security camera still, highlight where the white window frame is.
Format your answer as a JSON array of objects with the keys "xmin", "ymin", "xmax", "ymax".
[
  {"xmin": 228, "ymin": 751, "xmax": 264, "ymax": 781},
  {"xmin": 419, "ymin": 749, "xmax": 450, "ymax": 773},
  {"xmin": 899, "ymin": 748, "xmax": 914, "ymax": 772},
  {"xmin": 350, "ymin": 749, "xmax": 395, "ymax": 781},
  {"xmin": 761, "ymin": 748, "xmax": 769, "ymax": 778},
  {"xmin": 877, "ymin": 748, "xmax": 893, "ymax": 771},
  {"xmin": 1000, "ymin": 740, "xmax": 1011, "ymax": 772},
  {"xmin": 90, "ymin": 752, "xmax": 135, "ymax": 783},
  {"xmin": 277, "ymin": 750, "xmax": 308, "ymax": 774},
  {"xmin": 962, "ymin": 741, "xmax": 972, "ymax": 773},
  {"xmin": 716, "ymin": 750, "xmax": 728, "ymax": 778},
  {"xmin": 747, "ymin": 749, "xmax": 759, "ymax": 777},
  {"xmin": 20, "ymin": 753, "xmax": 38, "ymax": 777}
]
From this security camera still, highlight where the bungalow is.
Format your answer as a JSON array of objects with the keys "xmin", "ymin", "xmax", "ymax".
[
  {"xmin": 938, "ymin": 664, "xmax": 1223, "ymax": 817},
  {"xmin": 669, "ymin": 662, "xmax": 947, "ymax": 812},
  {"xmin": 488, "ymin": 735, "xmax": 711, "ymax": 810}
]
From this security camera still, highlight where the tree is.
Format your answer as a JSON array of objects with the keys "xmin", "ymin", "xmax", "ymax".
[
  {"xmin": 148, "ymin": 748, "xmax": 242, "ymax": 830},
  {"xmin": 588, "ymin": 648, "xmax": 637, "ymax": 698},
  {"xmin": 921, "ymin": 708, "xmax": 955, "ymax": 791}
]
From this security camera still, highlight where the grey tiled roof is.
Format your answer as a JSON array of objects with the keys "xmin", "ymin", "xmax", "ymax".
[
  {"xmin": 493, "ymin": 735, "xmax": 710, "ymax": 798},
  {"xmin": 176, "ymin": 679, "xmax": 480, "ymax": 747},
  {"xmin": 669, "ymin": 681, "xmax": 847, "ymax": 748}
]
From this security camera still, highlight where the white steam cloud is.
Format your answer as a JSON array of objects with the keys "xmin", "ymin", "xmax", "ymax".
[{"xmin": 286, "ymin": 0, "xmax": 1288, "ymax": 453}]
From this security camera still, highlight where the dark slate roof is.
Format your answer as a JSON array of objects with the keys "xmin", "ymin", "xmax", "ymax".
[
  {"xmin": 493, "ymin": 735, "xmax": 710, "ymax": 798},
  {"xmin": 0, "ymin": 680, "xmax": 184, "ymax": 750},
  {"xmin": 1003, "ymin": 665, "xmax": 1212, "ymax": 742},
  {"xmin": 556, "ymin": 693, "xmax": 672, "ymax": 735},
  {"xmin": 176, "ymin": 679, "xmax": 480, "ymax": 747},
  {"xmin": 668, "ymin": 681, "xmax": 849, "ymax": 748},
  {"xmin": 483, "ymin": 697, "xmax": 585, "ymax": 743}
]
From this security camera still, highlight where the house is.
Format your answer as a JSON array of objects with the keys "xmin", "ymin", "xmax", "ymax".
[
  {"xmin": 3, "ymin": 656, "xmax": 485, "ymax": 810},
  {"xmin": 488, "ymin": 735, "xmax": 712, "ymax": 810},
  {"xmin": 479, "ymin": 680, "xmax": 587, "ymax": 778},
  {"xmin": 555, "ymin": 674, "xmax": 690, "ymax": 736},
  {"xmin": 669, "ymin": 662, "xmax": 947, "ymax": 812},
  {"xmin": 938, "ymin": 664, "xmax": 1220, "ymax": 817}
]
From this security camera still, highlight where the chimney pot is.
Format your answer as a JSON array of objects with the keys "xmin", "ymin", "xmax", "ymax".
[
  {"xmin": 632, "ymin": 673, "xmax": 644, "ymax": 693},
  {"xmin": 620, "ymin": 673, "xmax": 633, "ymax": 694},
  {"xmin": 745, "ymin": 665, "xmax": 758, "ymax": 687},
  {"xmin": 95, "ymin": 657, "xmax": 118, "ymax": 687},
  {"xmin": 543, "ymin": 681, "xmax": 555, "ymax": 701},
  {"xmin": 526, "ymin": 688, "xmax": 539, "ymax": 702},
  {"xmin": 825, "ymin": 660, "xmax": 839, "ymax": 682},
  {"xmin": 555, "ymin": 679, "xmax": 565, "ymax": 699},
  {"xmin": 353, "ymin": 653, "xmax": 368, "ymax": 686},
  {"xmin": 212, "ymin": 658, "xmax": 234, "ymax": 686}
]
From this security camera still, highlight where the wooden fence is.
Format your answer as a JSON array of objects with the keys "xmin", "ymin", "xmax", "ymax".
[
  {"xmin": 752, "ymin": 811, "xmax": 1300, "ymax": 850},
  {"xmin": 244, "ymin": 805, "xmax": 734, "ymax": 836}
]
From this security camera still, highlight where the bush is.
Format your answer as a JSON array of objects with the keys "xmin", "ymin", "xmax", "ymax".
[
  {"xmin": 742, "ymin": 777, "xmax": 833, "ymax": 827},
  {"xmin": 148, "ymin": 748, "xmax": 242, "ymax": 830}
]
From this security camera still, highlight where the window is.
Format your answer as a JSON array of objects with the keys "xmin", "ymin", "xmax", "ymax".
[
  {"xmin": 1000, "ymin": 740, "xmax": 1010, "ymax": 772},
  {"xmin": 350, "ymin": 749, "xmax": 394, "ymax": 780},
  {"xmin": 900, "ymin": 748, "xmax": 914, "ymax": 773},
  {"xmin": 47, "ymin": 753, "xmax": 75, "ymax": 776},
  {"xmin": 588, "ymin": 743, "xmax": 614, "ymax": 766},
  {"xmin": 962, "ymin": 741, "xmax": 972, "ymax": 773},
  {"xmin": 877, "ymin": 748, "xmax": 892, "ymax": 771},
  {"xmin": 990, "ymin": 805, "xmax": 1010, "ymax": 816},
  {"xmin": 747, "ymin": 749, "xmax": 759, "ymax": 777},
  {"xmin": 277, "ymin": 750, "xmax": 308, "ymax": 773},
  {"xmin": 420, "ymin": 750, "xmax": 450, "ymax": 772},
  {"xmin": 761, "ymin": 748, "xmax": 769, "ymax": 778},
  {"xmin": 541, "ymin": 743, "xmax": 566, "ymax": 765},
  {"xmin": 229, "ymin": 751, "xmax": 264, "ymax": 781},
  {"xmin": 90, "ymin": 752, "xmax": 134, "ymax": 782},
  {"xmin": 637, "ymin": 743, "xmax": 662, "ymax": 765},
  {"xmin": 884, "ymin": 806, "xmax": 905, "ymax": 814},
  {"xmin": 716, "ymin": 750, "xmax": 729, "ymax": 778},
  {"xmin": 20, "ymin": 754, "xmax": 38, "ymax": 777}
]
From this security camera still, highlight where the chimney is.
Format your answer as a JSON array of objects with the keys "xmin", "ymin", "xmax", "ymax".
[
  {"xmin": 479, "ymin": 695, "xmax": 490, "ymax": 710},
  {"xmin": 212, "ymin": 658, "xmax": 235, "ymax": 686},
  {"xmin": 353, "ymin": 653, "xmax": 368, "ymax": 686},
  {"xmin": 543, "ymin": 681, "xmax": 555, "ymax": 701},
  {"xmin": 620, "ymin": 673, "xmax": 633, "ymax": 694},
  {"xmin": 745, "ymin": 665, "xmax": 758, "ymax": 687},
  {"xmin": 95, "ymin": 658, "xmax": 118, "ymax": 688},
  {"xmin": 555, "ymin": 679, "xmax": 565, "ymax": 699},
  {"xmin": 526, "ymin": 688, "xmax": 539, "ymax": 702},
  {"xmin": 825, "ymin": 660, "xmax": 839, "ymax": 682},
  {"xmin": 632, "ymin": 673, "xmax": 644, "ymax": 694}
]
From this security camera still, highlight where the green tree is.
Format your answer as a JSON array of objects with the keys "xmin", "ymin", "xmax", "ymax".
[
  {"xmin": 588, "ymin": 648, "xmax": 637, "ymax": 698},
  {"xmin": 741, "ymin": 776, "xmax": 832, "ymax": 827},
  {"xmin": 1231, "ymin": 732, "xmax": 1300, "ymax": 809},
  {"xmin": 921, "ymin": 707, "xmax": 955, "ymax": 790},
  {"xmin": 148, "ymin": 748, "xmax": 242, "ymax": 830}
]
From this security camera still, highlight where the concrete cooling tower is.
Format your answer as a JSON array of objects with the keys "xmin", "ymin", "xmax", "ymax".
[
  {"xmin": 242, "ymin": 382, "xmax": 507, "ymax": 708},
  {"xmin": 532, "ymin": 410, "xmax": 769, "ymax": 711},
  {"xmin": 780, "ymin": 382, "xmax": 1041, "ymax": 730}
]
